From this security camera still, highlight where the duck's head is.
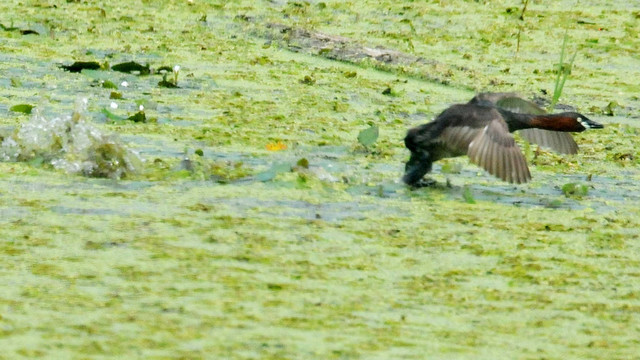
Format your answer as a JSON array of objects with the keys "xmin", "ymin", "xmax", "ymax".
[{"xmin": 571, "ymin": 113, "xmax": 604, "ymax": 131}]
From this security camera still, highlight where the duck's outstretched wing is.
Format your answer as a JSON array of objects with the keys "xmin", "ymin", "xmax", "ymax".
[
  {"xmin": 487, "ymin": 94, "xmax": 579, "ymax": 154},
  {"xmin": 469, "ymin": 92, "xmax": 520, "ymax": 105},
  {"xmin": 494, "ymin": 94, "xmax": 542, "ymax": 113},
  {"xmin": 518, "ymin": 128, "xmax": 578, "ymax": 154},
  {"xmin": 467, "ymin": 118, "xmax": 531, "ymax": 184},
  {"xmin": 438, "ymin": 125, "xmax": 483, "ymax": 154}
]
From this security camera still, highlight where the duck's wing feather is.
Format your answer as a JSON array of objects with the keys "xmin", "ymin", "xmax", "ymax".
[
  {"xmin": 467, "ymin": 118, "xmax": 531, "ymax": 184},
  {"xmin": 469, "ymin": 92, "xmax": 521, "ymax": 105},
  {"xmin": 518, "ymin": 128, "xmax": 578, "ymax": 154},
  {"xmin": 494, "ymin": 95, "xmax": 544, "ymax": 114},
  {"xmin": 439, "ymin": 125, "xmax": 482, "ymax": 154},
  {"xmin": 490, "ymin": 96, "xmax": 579, "ymax": 154}
]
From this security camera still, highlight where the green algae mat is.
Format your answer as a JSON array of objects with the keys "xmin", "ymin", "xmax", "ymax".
[{"xmin": 1, "ymin": 1, "xmax": 640, "ymax": 359}]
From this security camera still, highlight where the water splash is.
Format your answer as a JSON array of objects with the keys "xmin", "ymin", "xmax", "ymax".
[{"xmin": 0, "ymin": 98, "xmax": 141, "ymax": 179}]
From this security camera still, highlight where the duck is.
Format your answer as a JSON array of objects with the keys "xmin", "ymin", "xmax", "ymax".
[{"xmin": 403, "ymin": 93, "xmax": 603, "ymax": 186}]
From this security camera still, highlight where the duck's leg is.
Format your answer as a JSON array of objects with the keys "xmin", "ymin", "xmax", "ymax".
[{"xmin": 403, "ymin": 149, "xmax": 434, "ymax": 186}]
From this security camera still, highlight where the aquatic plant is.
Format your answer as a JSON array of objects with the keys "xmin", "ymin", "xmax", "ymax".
[
  {"xmin": 515, "ymin": 0, "xmax": 530, "ymax": 55},
  {"xmin": 158, "ymin": 65, "xmax": 181, "ymax": 88},
  {"xmin": 111, "ymin": 61, "xmax": 151, "ymax": 75},
  {"xmin": 549, "ymin": 31, "xmax": 577, "ymax": 111},
  {"xmin": 0, "ymin": 98, "xmax": 141, "ymax": 179},
  {"xmin": 462, "ymin": 185, "xmax": 476, "ymax": 204},
  {"xmin": 164, "ymin": 150, "xmax": 252, "ymax": 183},
  {"xmin": 561, "ymin": 182, "xmax": 589, "ymax": 198},
  {"xmin": 357, "ymin": 125, "xmax": 379, "ymax": 148},
  {"xmin": 9, "ymin": 104, "xmax": 34, "ymax": 114}
]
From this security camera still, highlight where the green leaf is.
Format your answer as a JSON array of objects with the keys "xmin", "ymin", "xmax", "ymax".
[
  {"xmin": 357, "ymin": 125, "xmax": 379, "ymax": 147},
  {"xmin": 127, "ymin": 111, "xmax": 147, "ymax": 123},
  {"xmin": 102, "ymin": 80, "xmax": 118, "ymax": 89},
  {"xmin": 100, "ymin": 108, "xmax": 125, "ymax": 121},
  {"xmin": 561, "ymin": 182, "xmax": 589, "ymax": 198},
  {"xmin": 441, "ymin": 161, "xmax": 462, "ymax": 174},
  {"xmin": 604, "ymin": 101, "xmax": 619, "ymax": 116},
  {"xmin": 462, "ymin": 186, "xmax": 476, "ymax": 204},
  {"xmin": 296, "ymin": 158, "xmax": 309, "ymax": 169},
  {"xmin": 10, "ymin": 104, "xmax": 34, "ymax": 114}
]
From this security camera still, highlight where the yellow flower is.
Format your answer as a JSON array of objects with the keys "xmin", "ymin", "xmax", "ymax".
[{"xmin": 266, "ymin": 141, "xmax": 287, "ymax": 151}]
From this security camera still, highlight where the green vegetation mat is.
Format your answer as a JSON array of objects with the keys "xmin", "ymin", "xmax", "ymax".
[{"xmin": 1, "ymin": 1, "xmax": 639, "ymax": 359}]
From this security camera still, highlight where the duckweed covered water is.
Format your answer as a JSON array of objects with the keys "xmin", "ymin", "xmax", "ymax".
[{"xmin": 1, "ymin": 0, "xmax": 640, "ymax": 359}]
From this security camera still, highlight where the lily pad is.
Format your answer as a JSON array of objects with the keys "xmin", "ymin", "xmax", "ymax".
[
  {"xmin": 0, "ymin": 23, "xmax": 39, "ymax": 35},
  {"xmin": 60, "ymin": 61, "xmax": 101, "ymax": 73},
  {"xmin": 156, "ymin": 65, "xmax": 174, "ymax": 73},
  {"xmin": 112, "ymin": 61, "xmax": 150, "ymax": 75},
  {"xmin": 357, "ymin": 125, "xmax": 379, "ymax": 147},
  {"xmin": 255, "ymin": 162, "xmax": 292, "ymax": 182}
]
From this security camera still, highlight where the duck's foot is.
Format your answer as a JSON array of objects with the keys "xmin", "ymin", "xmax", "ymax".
[{"xmin": 409, "ymin": 178, "xmax": 437, "ymax": 188}]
